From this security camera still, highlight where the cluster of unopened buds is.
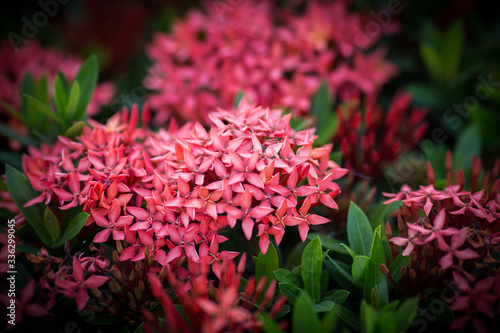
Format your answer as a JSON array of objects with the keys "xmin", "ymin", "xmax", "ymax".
[
  {"xmin": 383, "ymin": 156, "xmax": 500, "ymax": 332},
  {"xmin": 144, "ymin": 254, "xmax": 286, "ymax": 333},
  {"xmin": 23, "ymin": 100, "xmax": 347, "ymax": 277},
  {"xmin": 145, "ymin": 0, "xmax": 397, "ymax": 124}
]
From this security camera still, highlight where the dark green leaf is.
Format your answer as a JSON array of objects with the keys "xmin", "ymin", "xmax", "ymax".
[
  {"xmin": 293, "ymin": 293, "xmax": 320, "ymax": 333},
  {"xmin": 256, "ymin": 243, "xmax": 279, "ymax": 289},
  {"xmin": 301, "ymin": 236, "xmax": 323, "ymax": 302},
  {"xmin": 6, "ymin": 165, "xmax": 52, "ymax": 244},
  {"xmin": 332, "ymin": 304, "xmax": 360, "ymax": 331},
  {"xmin": 307, "ymin": 233, "xmax": 349, "ymax": 255},
  {"xmin": 363, "ymin": 226, "xmax": 388, "ymax": 307},
  {"xmin": 15, "ymin": 244, "xmax": 41, "ymax": 255},
  {"xmin": 453, "ymin": 123, "xmax": 481, "ymax": 179},
  {"xmin": 442, "ymin": 20, "xmax": 464, "ymax": 80},
  {"xmin": 375, "ymin": 311, "xmax": 397, "ymax": 333},
  {"xmin": 347, "ymin": 202, "xmax": 374, "ymax": 256},
  {"xmin": 324, "ymin": 289, "xmax": 349, "ymax": 305},
  {"xmin": 389, "ymin": 253, "xmax": 410, "ymax": 284},
  {"xmin": 319, "ymin": 311, "xmax": 337, "ymax": 333},
  {"xmin": 54, "ymin": 74, "xmax": 68, "ymax": 117},
  {"xmin": 395, "ymin": 298, "xmax": 419, "ymax": 331},
  {"xmin": 0, "ymin": 123, "xmax": 38, "ymax": 147},
  {"xmin": 261, "ymin": 314, "xmax": 285, "ymax": 333},
  {"xmin": 0, "ymin": 99, "xmax": 23, "ymax": 121},
  {"xmin": 35, "ymin": 74, "xmax": 48, "ymax": 104},
  {"xmin": 352, "ymin": 255, "xmax": 369, "ymax": 284},
  {"xmin": 66, "ymin": 81, "xmax": 81, "ymax": 120},
  {"xmin": 44, "ymin": 207, "xmax": 60, "ymax": 242},
  {"xmin": 361, "ymin": 301, "xmax": 377, "ymax": 333},
  {"xmin": 74, "ymin": 55, "xmax": 98, "ymax": 120},
  {"xmin": 311, "ymin": 81, "xmax": 333, "ymax": 136},
  {"xmin": 274, "ymin": 268, "xmax": 300, "ymax": 286},
  {"xmin": 52, "ymin": 212, "xmax": 89, "ymax": 247},
  {"xmin": 23, "ymin": 95, "xmax": 64, "ymax": 124},
  {"xmin": 0, "ymin": 150, "xmax": 23, "ymax": 170},
  {"xmin": 279, "ymin": 283, "xmax": 302, "ymax": 304},
  {"xmin": 325, "ymin": 255, "xmax": 362, "ymax": 299},
  {"xmin": 314, "ymin": 300, "xmax": 335, "ymax": 313}
]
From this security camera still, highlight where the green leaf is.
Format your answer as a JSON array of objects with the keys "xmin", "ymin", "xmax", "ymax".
[
  {"xmin": 52, "ymin": 212, "xmax": 89, "ymax": 247},
  {"xmin": 420, "ymin": 44, "xmax": 443, "ymax": 81},
  {"xmin": 63, "ymin": 121, "xmax": 86, "ymax": 139},
  {"xmin": 389, "ymin": 253, "xmax": 410, "ymax": 284},
  {"xmin": 301, "ymin": 236, "xmax": 323, "ymax": 302},
  {"xmin": 261, "ymin": 314, "xmax": 285, "ymax": 333},
  {"xmin": 319, "ymin": 311, "xmax": 337, "ymax": 333},
  {"xmin": 279, "ymin": 283, "xmax": 302, "ymax": 304},
  {"xmin": 352, "ymin": 255, "xmax": 369, "ymax": 284},
  {"xmin": 274, "ymin": 268, "xmax": 300, "ymax": 285},
  {"xmin": 256, "ymin": 243, "xmax": 279, "ymax": 289},
  {"xmin": 0, "ymin": 98, "xmax": 24, "ymax": 121},
  {"xmin": 332, "ymin": 304, "xmax": 360, "ymax": 331},
  {"xmin": 23, "ymin": 95, "xmax": 64, "ymax": 124},
  {"xmin": 314, "ymin": 300, "xmax": 335, "ymax": 313},
  {"xmin": 453, "ymin": 123, "xmax": 481, "ymax": 179},
  {"xmin": 363, "ymin": 226, "xmax": 388, "ymax": 307},
  {"xmin": 361, "ymin": 301, "xmax": 377, "ymax": 333},
  {"xmin": 325, "ymin": 255, "xmax": 362, "ymax": 299},
  {"xmin": 324, "ymin": 289, "xmax": 349, "ymax": 305},
  {"xmin": 35, "ymin": 74, "xmax": 48, "ymax": 104},
  {"xmin": 307, "ymin": 233, "xmax": 349, "ymax": 256},
  {"xmin": 347, "ymin": 202, "xmax": 374, "ymax": 256},
  {"xmin": 340, "ymin": 243, "xmax": 356, "ymax": 259},
  {"xmin": 375, "ymin": 311, "xmax": 397, "ymax": 333},
  {"xmin": 6, "ymin": 165, "xmax": 52, "ymax": 245},
  {"xmin": 395, "ymin": 298, "xmax": 419, "ymax": 332},
  {"xmin": 44, "ymin": 207, "xmax": 60, "ymax": 242},
  {"xmin": 293, "ymin": 293, "xmax": 320, "ymax": 333},
  {"xmin": 233, "ymin": 90, "xmax": 246, "ymax": 108},
  {"xmin": 311, "ymin": 81, "xmax": 333, "ymax": 136},
  {"xmin": 0, "ymin": 123, "xmax": 38, "ymax": 147},
  {"xmin": 54, "ymin": 74, "xmax": 68, "ymax": 117},
  {"xmin": 66, "ymin": 81, "xmax": 81, "ymax": 120},
  {"xmin": 73, "ymin": 54, "xmax": 98, "ymax": 120},
  {"xmin": 442, "ymin": 20, "xmax": 464, "ymax": 80}
]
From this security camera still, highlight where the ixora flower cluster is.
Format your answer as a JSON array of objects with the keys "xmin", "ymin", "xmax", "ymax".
[
  {"xmin": 23, "ymin": 100, "xmax": 347, "ymax": 274},
  {"xmin": 145, "ymin": 0, "xmax": 397, "ymax": 124},
  {"xmin": 0, "ymin": 41, "xmax": 114, "ymax": 118},
  {"xmin": 383, "ymin": 156, "xmax": 500, "ymax": 333}
]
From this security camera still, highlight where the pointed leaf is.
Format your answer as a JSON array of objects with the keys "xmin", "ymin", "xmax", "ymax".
[
  {"xmin": 6, "ymin": 165, "xmax": 51, "ymax": 244},
  {"xmin": 52, "ymin": 212, "xmax": 89, "ymax": 247},
  {"xmin": 73, "ymin": 54, "xmax": 98, "ymax": 120},
  {"xmin": 301, "ymin": 236, "xmax": 322, "ymax": 302},
  {"xmin": 347, "ymin": 202, "xmax": 373, "ymax": 256},
  {"xmin": 256, "ymin": 242, "xmax": 279, "ymax": 289},
  {"xmin": 44, "ymin": 207, "xmax": 60, "ymax": 242},
  {"xmin": 293, "ymin": 293, "xmax": 320, "ymax": 333}
]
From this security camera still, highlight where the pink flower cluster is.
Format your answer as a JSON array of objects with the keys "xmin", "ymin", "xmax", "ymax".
[
  {"xmin": 0, "ymin": 40, "xmax": 114, "ymax": 117},
  {"xmin": 145, "ymin": 254, "xmax": 286, "ymax": 333},
  {"xmin": 23, "ymin": 101, "xmax": 347, "ymax": 276},
  {"xmin": 384, "ymin": 157, "xmax": 500, "ymax": 332},
  {"xmin": 145, "ymin": 0, "xmax": 398, "ymax": 125},
  {"xmin": 335, "ymin": 91, "xmax": 427, "ymax": 180}
]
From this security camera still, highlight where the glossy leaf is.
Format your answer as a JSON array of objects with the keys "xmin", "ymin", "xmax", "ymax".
[
  {"xmin": 314, "ymin": 300, "xmax": 335, "ymax": 313},
  {"xmin": 293, "ymin": 293, "xmax": 320, "ymax": 333},
  {"xmin": 23, "ymin": 95, "xmax": 64, "ymax": 124},
  {"xmin": 274, "ymin": 268, "xmax": 300, "ymax": 286},
  {"xmin": 388, "ymin": 253, "xmax": 410, "ymax": 284},
  {"xmin": 347, "ymin": 202, "xmax": 373, "ymax": 256},
  {"xmin": 52, "ymin": 212, "xmax": 89, "ymax": 247},
  {"xmin": 54, "ymin": 74, "xmax": 68, "ymax": 117},
  {"xmin": 301, "ymin": 236, "xmax": 322, "ymax": 302},
  {"xmin": 256, "ymin": 242, "xmax": 279, "ymax": 289},
  {"xmin": 73, "ymin": 54, "xmax": 98, "ymax": 120},
  {"xmin": 44, "ymin": 207, "xmax": 60, "ymax": 242},
  {"xmin": 6, "ymin": 165, "xmax": 52, "ymax": 245},
  {"xmin": 363, "ymin": 226, "xmax": 388, "ymax": 307},
  {"xmin": 324, "ymin": 289, "xmax": 349, "ymax": 305},
  {"xmin": 307, "ymin": 233, "xmax": 349, "ymax": 256},
  {"xmin": 332, "ymin": 304, "xmax": 360, "ymax": 331},
  {"xmin": 453, "ymin": 123, "xmax": 481, "ymax": 179},
  {"xmin": 279, "ymin": 283, "xmax": 302, "ymax": 304},
  {"xmin": 325, "ymin": 255, "xmax": 362, "ymax": 299},
  {"xmin": 352, "ymin": 255, "xmax": 369, "ymax": 284},
  {"xmin": 65, "ymin": 80, "xmax": 81, "ymax": 120}
]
